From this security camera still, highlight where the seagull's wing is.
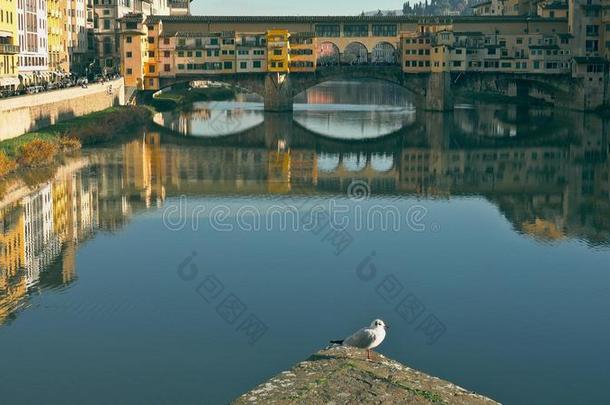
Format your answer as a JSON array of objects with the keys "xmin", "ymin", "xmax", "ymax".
[{"xmin": 343, "ymin": 327, "xmax": 376, "ymax": 349}]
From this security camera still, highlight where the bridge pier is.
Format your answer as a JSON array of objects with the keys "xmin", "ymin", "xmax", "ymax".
[
  {"xmin": 424, "ymin": 72, "xmax": 454, "ymax": 112},
  {"xmin": 264, "ymin": 73, "xmax": 294, "ymax": 112}
]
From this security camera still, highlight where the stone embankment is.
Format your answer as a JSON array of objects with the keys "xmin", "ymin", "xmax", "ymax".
[
  {"xmin": 0, "ymin": 78, "xmax": 125, "ymax": 141},
  {"xmin": 233, "ymin": 346, "xmax": 500, "ymax": 405}
]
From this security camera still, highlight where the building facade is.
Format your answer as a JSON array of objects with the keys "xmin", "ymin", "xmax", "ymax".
[
  {"xmin": 93, "ymin": 0, "xmax": 170, "ymax": 73},
  {"xmin": 47, "ymin": 0, "xmax": 67, "ymax": 74},
  {"xmin": 17, "ymin": 0, "xmax": 49, "ymax": 85},
  {"xmin": 0, "ymin": 0, "xmax": 19, "ymax": 90}
]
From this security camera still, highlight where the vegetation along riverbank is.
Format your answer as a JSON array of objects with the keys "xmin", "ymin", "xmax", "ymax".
[{"xmin": 0, "ymin": 106, "xmax": 151, "ymax": 181}]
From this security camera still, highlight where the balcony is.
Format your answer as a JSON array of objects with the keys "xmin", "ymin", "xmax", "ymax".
[
  {"xmin": 268, "ymin": 41, "xmax": 288, "ymax": 48},
  {"xmin": 0, "ymin": 44, "xmax": 19, "ymax": 54}
]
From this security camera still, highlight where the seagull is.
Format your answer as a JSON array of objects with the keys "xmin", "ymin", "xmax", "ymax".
[{"xmin": 330, "ymin": 319, "xmax": 389, "ymax": 360}]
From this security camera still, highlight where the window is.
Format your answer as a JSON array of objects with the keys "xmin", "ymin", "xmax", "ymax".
[
  {"xmin": 164, "ymin": 64, "xmax": 170, "ymax": 72},
  {"xmin": 586, "ymin": 39, "xmax": 599, "ymax": 52},
  {"xmin": 315, "ymin": 24, "xmax": 340, "ymax": 37},
  {"xmin": 148, "ymin": 51, "xmax": 154, "ymax": 57},
  {"xmin": 344, "ymin": 24, "xmax": 368, "ymax": 37},
  {"xmin": 103, "ymin": 19, "xmax": 110, "ymax": 29},
  {"xmin": 126, "ymin": 68, "xmax": 132, "ymax": 74},
  {"xmin": 195, "ymin": 51, "xmax": 202, "ymax": 57},
  {"xmin": 148, "ymin": 36, "xmax": 154, "ymax": 44},
  {"xmin": 253, "ymin": 61, "xmax": 261, "ymax": 68},
  {"xmin": 240, "ymin": 61, "xmax": 247, "ymax": 69},
  {"xmin": 126, "ymin": 51, "xmax": 132, "ymax": 58},
  {"xmin": 164, "ymin": 38, "xmax": 170, "ymax": 45},
  {"xmin": 273, "ymin": 49, "xmax": 282, "ymax": 56},
  {"xmin": 177, "ymin": 64, "xmax": 185, "ymax": 70},
  {"xmin": 223, "ymin": 61, "xmax": 232, "ymax": 69},
  {"xmin": 164, "ymin": 51, "xmax": 170, "ymax": 57},
  {"xmin": 126, "ymin": 36, "xmax": 132, "ymax": 44},
  {"xmin": 149, "ymin": 65, "xmax": 155, "ymax": 73},
  {"xmin": 372, "ymin": 24, "xmax": 397, "ymax": 37}
]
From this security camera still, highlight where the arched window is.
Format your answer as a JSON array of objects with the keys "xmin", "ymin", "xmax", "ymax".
[
  {"xmin": 342, "ymin": 42, "xmax": 368, "ymax": 64},
  {"xmin": 317, "ymin": 42, "xmax": 340, "ymax": 66},
  {"xmin": 371, "ymin": 42, "xmax": 396, "ymax": 64}
]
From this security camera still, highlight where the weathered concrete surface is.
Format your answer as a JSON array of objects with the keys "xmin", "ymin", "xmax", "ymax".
[
  {"xmin": 0, "ymin": 78, "xmax": 125, "ymax": 141},
  {"xmin": 233, "ymin": 347, "xmax": 500, "ymax": 405}
]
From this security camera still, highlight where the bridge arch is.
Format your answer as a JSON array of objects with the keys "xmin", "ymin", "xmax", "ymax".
[
  {"xmin": 370, "ymin": 154, "xmax": 395, "ymax": 172},
  {"xmin": 317, "ymin": 41, "xmax": 341, "ymax": 66},
  {"xmin": 317, "ymin": 153, "xmax": 341, "ymax": 173},
  {"xmin": 371, "ymin": 42, "xmax": 397, "ymax": 64},
  {"xmin": 342, "ymin": 153, "xmax": 368, "ymax": 172},
  {"xmin": 342, "ymin": 42, "xmax": 369, "ymax": 65}
]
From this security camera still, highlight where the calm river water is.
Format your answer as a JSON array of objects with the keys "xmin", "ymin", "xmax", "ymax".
[{"xmin": 1, "ymin": 81, "xmax": 609, "ymax": 405}]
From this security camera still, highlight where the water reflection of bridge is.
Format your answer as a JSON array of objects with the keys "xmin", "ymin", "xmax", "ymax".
[{"xmin": 1, "ymin": 113, "xmax": 609, "ymax": 323}]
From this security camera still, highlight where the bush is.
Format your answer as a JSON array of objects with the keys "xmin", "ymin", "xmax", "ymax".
[
  {"xmin": 0, "ymin": 151, "xmax": 17, "ymax": 178},
  {"xmin": 63, "ymin": 106, "xmax": 151, "ymax": 145},
  {"xmin": 17, "ymin": 139, "xmax": 59, "ymax": 167},
  {"xmin": 57, "ymin": 136, "xmax": 82, "ymax": 152}
]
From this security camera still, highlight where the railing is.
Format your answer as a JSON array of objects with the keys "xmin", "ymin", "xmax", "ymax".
[{"xmin": 0, "ymin": 44, "xmax": 19, "ymax": 54}]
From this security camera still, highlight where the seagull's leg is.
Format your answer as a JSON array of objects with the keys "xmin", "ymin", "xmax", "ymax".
[{"xmin": 367, "ymin": 349, "xmax": 371, "ymax": 360}]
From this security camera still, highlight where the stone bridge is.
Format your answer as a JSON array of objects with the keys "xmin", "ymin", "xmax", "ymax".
[
  {"xmin": 157, "ymin": 67, "xmax": 587, "ymax": 112},
  {"xmin": 158, "ymin": 66, "xmax": 452, "ymax": 111}
]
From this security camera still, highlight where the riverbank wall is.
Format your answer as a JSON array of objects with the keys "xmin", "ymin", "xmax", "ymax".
[
  {"xmin": 233, "ymin": 346, "xmax": 500, "ymax": 404},
  {"xmin": 0, "ymin": 78, "xmax": 125, "ymax": 141}
]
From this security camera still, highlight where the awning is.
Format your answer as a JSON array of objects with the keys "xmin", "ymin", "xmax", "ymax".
[
  {"xmin": 0, "ymin": 31, "xmax": 13, "ymax": 38},
  {"xmin": 0, "ymin": 77, "xmax": 20, "ymax": 87}
]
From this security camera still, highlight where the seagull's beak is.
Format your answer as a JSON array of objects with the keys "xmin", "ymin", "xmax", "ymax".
[{"xmin": 385, "ymin": 325, "xmax": 390, "ymax": 330}]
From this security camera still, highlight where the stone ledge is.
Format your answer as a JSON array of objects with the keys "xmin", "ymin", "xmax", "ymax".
[{"xmin": 233, "ymin": 346, "xmax": 500, "ymax": 404}]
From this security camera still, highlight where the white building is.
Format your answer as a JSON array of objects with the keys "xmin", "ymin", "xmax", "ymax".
[
  {"xmin": 17, "ymin": 0, "xmax": 50, "ymax": 84},
  {"xmin": 66, "ymin": 0, "xmax": 90, "ymax": 73}
]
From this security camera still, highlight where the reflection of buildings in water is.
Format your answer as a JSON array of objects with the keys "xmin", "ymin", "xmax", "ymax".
[
  {"xmin": 0, "ymin": 159, "xmax": 103, "ymax": 324},
  {"xmin": 137, "ymin": 125, "xmax": 608, "ymax": 244},
  {"xmin": 300, "ymin": 81, "xmax": 414, "ymax": 108},
  {"xmin": 453, "ymin": 105, "xmax": 558, "ymax": 138},
  {"xmin": 22, "ymin": 184, "xmax": 61, "ymax": 286},
  {"xmin": 123, "ymin": 133, "xmax": 166, "ymax": 208},
  {"xmin": 2, "ymin": 118, "xmax": 609, "ymax": 325},
  {"xmin": 0, "ymin": 204, "xmax": 26, "ymax": 324}
]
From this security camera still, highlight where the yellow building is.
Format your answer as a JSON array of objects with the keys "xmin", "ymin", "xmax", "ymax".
[
  {"xmin": 402, "ymin": 32, "xmax": 432, "ymax": 73},
  {"xmin": 266, "ymin": 29, "xmax": 290, "ymax": 72},
  {"xmin": 47, "ymin": 0, "xmax": 68, "ymax": 75},
  {"xmin": 220, "ymin": 31, "xmax": 236, "ymax": 73},
  {"xmin": 118, "ymin": 14, "xmax": 150, "ymax": 89},
  {"xmin": 143, "ymin": 20, "xmax": 160, "ymax": 90},
  {"xmin": 0, "ymin": 0, "xmax": 19, "ymax": 91},
  {"xmin": 289, "ymin": 32, "xmax": 316, "ymax": 72}
]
